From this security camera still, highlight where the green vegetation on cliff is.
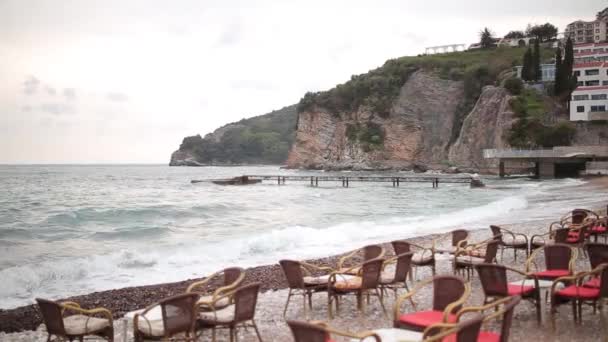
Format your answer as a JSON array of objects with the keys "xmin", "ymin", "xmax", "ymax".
[{"xmin": 177, "ymin": 105, "xmax": 297, "ymax": 164}]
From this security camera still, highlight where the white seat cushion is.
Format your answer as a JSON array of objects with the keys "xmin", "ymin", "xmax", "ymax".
[
  {"xmin": 379, "ymin": 272, "xmax": 395, "ymax": 284},
  {"xmin": 135, "ymin": 317, "xmax": 165, "ymax": 337},
  {"xmin": 412, "ymin": 253, "xmax": 433, "ymax": 264},
  {"xmin": 198, "ymin": 305, "xmax": 235, "ymax": 324},
  {"xmin": 197, "ymin": 295, "xmax": 231, "ymax": 311},
  {"xmin": 63, "ymin": 315, "xmax": 110, "ymax": 335},
  {"xmin": 303, "ymin": 275, "xmax": 330, "ymax": 286}
]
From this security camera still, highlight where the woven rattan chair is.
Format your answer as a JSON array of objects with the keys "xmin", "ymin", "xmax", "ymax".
[
  {"xmin": 525, "ymin": 243, "xmax": 576, "ymax": 281},
  {"xmin": 286, "ymin": 320, "xmax": 381, "ymax": 342},
  {"xmin": 393, "ymin": 275, "xmax": 470, "ymax": 332},
  {"xmin": 475, "ymin": 263, "xmax": 541, "ymax": 323},
  {"xmin": 36, "ymin": 298, "xmax": 114, "ymax": 342},
  {"xmin": 453, "ymin": 239, "xmax": 499, "ymax": 279},
  {"xmin": 379, "ymin": 251, "xmax": 414, "ymax": 299},
  {"xmin": 279, "ymin": 259, "xmax": 333, "ymax": 317},
  {"xmin": 529, "ymin": 222, "xmax": 568, "ymax": 252},
  {"xmin": 584, "ymin": 244, "xmax": 608, "ymax": 288},
  {"xmin": 550, "ymin": 263, "xmax": 608, "ymax": 325},
  {"xmin": 187, "ymin": 267, "xmax": 245, "ymax": 312},
  {"xmin": 433, "ymin": 229, "xmax": 469, "ymax": 254},
  {"xmin": 490, "ymin": 225, "xmax": 529, "ymax": 261},
  {"xmin": 133, "ymin": 293, "xmax": 199, "ymax": 342},
  {"xmin": 327, "ymin": 258, "xmax": 387, "ymax": 319},
  {"xmin": 337, "ymin": 244, "xmax": 385, "ymax": 275},
  {"xmin": 198, "ymin": 282, "xmax": 263, "ymax": 342},
  {"xmin": 422, "ymin": 314, "xmax": 484, "ymax": 342},
  {"xmin": 392, "ymin": 240, "xmax": 435, "ymax": 279}
]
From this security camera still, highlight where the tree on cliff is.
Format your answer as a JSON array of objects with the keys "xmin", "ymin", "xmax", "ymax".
[
  {"xmin": 526, "ymin": 23, "xmax": 558, "ymax": 42},
  {"xmin": 479, "ymin": 28, "xmax": 495, "ymax": 49},
  {"xmin": 553, "ymin": 37, "xmax": 578, "ymax": 100},
  {"xmin": 504, "ymin": 31, "xmax": 525, "ymax": 39},
  {"xmin": 521, "ymin": 47, "xmax": 534, "ymax": 81},
  {"xmin": 532, "ymin": 39, "xmax": 541, "ymax": 81},
  {"xmin": 554, "ymin": 47, "xmax": 563, "ymax": 95}
]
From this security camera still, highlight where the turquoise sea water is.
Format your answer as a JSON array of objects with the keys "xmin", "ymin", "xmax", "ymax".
[{"xmin": 0, "ymin": 165, "xmax": 604, "ymax": 309}]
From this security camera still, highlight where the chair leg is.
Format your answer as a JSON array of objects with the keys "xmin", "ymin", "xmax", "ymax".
[
  {"xmin": 283, "ymin": 290, "xmax": 292, "ymax": 316},
  {"xmin": 376, "ymin": 289, "xmax": 388, "ymax": 318},
  {"xmin": 252, "ymin": 320, "xmax": 263, "ymax": 342},
  {"xmin": 328, "ymin": 293, "xmax": 333, "ymax": 319},
  {"xmin": 535, "ymin": 291, "xmax": 542, "ymax": 324},
  {"xmin": 308, "ymin": 291, "xmax": 313, "ymax": 309},
  {"xmin": 572, "ymin": 300, "xmax": 578, "ymax": 324}
]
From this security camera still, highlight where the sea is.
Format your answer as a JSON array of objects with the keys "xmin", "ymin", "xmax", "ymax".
[{"xmin": 0, "ymin": 164, "xmax": 605, "ymax": 309}]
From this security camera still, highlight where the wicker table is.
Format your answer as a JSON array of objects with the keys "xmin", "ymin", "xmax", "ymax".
[{"xmin": 121, "ymin": 306, "xmax": 162, "ymax": 342}]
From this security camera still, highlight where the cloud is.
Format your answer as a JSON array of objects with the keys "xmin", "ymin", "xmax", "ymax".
[
  {"xmin": 63, "ymin": 88, "xmax": 77, "ymax": 100},
  {"xmin": 230, "ymin": 80, "xmax": 277, "ymax": 91},
  {"xmin": 40, "ymin": 103, "xmax": 75, "ymax": 115},
  {"xmin": 23, "ymin": 76, "xmax": 40, "ymax": 95},
  {"xmin": 45, "ymin": 86, "xmax": 56, "ymax": 96},
  {"xmin": 216, "ymin": 22, "xmax": 242, "ymax": 46},
  {"xmin": 106, "ymin": 92, "xmax": 129, "ymax": 102}
]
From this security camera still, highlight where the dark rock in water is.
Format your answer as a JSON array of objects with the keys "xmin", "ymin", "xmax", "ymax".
[
  {"xmin": 444, "ymin": 166, "xmax": 460, "ymax": 174},
  {"xmin": 470, "ymin": 175, "xmax": 485, "ymax": 188},
  {"xmin": 412, "ymin": 163, "xmax": 428, "ymax": 173}
]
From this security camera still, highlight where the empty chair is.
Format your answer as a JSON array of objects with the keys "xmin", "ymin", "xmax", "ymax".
[
  {"xmin": 423, "ymin": 314, "xmax": 484, "ymax": 342},
  {"xmin": 452, "ymin": 295, "xmax": 521, "ymax": 342},
  {"xmin": 392, "ymin": 240, "xmax": 436, "ymax": 278},
  {"xmin": 187, "ymin": 267, "xmax": 245, "ymax": 312},
  {"xmin": 279, "ymin": 259, "xmax": 333, "ymax": 316},
  {"xmin": 394, "ymin": 275, "xmax": 469, "ymax": 332},
  {"xmin": 529, "ymin": 222, "xmax": 568, "ymax": 251},
  {"xmin": 133, "ymin": 293, "xmax": 199, "ymax": 342},
  {"xmin": 198, "ymin": 283, "xmax": 263, "ymax": 342},
  {"xmin": 490, "ymin": 225, "xmax": 529, "ymax": 261},
  {"xmin": 327, "ymin": 258, "xmax": 387, "ymax": 319},
  {"xmin": 286, "ymin": 320, "xmax": 381, "ymax": 342},
  {"xmin": 337, "ymin": 244, "xmax": 385, "ymax": 274},
  {"xmin": 36, "ymin": 298, "xmax": 114, "ymax": 342},
  {"xmin": 476, "ymin": 263, "xmax": 541, "ymax": 323},
  {"xmin": 526, "ymin": 243, "xmax": 576, "ymax": 281},
  {"xmin": 453, "ymin": 239, "xmax": 499, "ymax": 279},
  {"xmin": 433, "ymin": 229, "xmax": 469, "ymax": 254},
  {"xmin": 379, "ymin": 252, "xmax": 414, "ymax": 299}
]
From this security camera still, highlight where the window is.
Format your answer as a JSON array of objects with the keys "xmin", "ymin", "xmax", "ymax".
[
  {"xmin": 597, "ymin": 36, "xmax": 601, "ymax": 41},
  {"xmin": 591, "ymin": 105, "xmax": 607, "ymax": 112},
  {"xmin": 573, "ymin": 94, "xmax": 589, "ymax": 101},
  {"xmin": 603, "ymin": 81, "xmax": 608, "ymax": 86},
  {"xmin": 591, "ymin": 94, "xmax": 608, "ymax": 100},
  {"xmin": 574, "ymin": 70, "xmax": 581, "ymax": 76},
  {"xmin": 597, "ymin": 29, "xmax": 601, "ymax": 33},
  {"xmin": 577, "ymin": 81, "xmax": 584, "ymax": 86},
  {"xmin": 586, "ymin": 80, "xmax": 600, "ymax": 86},
  {"xmin": 577, "ymin": 106, "xmax": 585, "ymax": 113},
  {"xmin": 586, "ymin": 69, "xmax": 600, "ymax": 75}
]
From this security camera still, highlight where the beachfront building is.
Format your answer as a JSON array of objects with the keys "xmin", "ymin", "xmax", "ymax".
[
  {"xmin": 570, "ymin": 61, "xmax": 608, "ymax": 121},
  {"xmin": 564, "ymin": 13, "xmax": 608, "ymax": 44},
  {"xmin": 573, "ymin": 42, "xmax": 608, "ymax": 63},
  {"xmin": 513, "ymin": 64, "xmax": 556, "ymax": 82}
]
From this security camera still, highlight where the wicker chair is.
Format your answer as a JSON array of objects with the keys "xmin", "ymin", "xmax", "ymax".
[
  {"xmin": 525, "ymin": 243, "xmax": 576, "ymax": 281},
  {"xmin": 490, "ymin": 225, "xmax": 529, "ymax": 261},
  {"xmin": 433, "ymin": 229, "xmax": 469, "ymax": 254},
  {"xmin": 36, "ymin": 298, "xmax": 114, "ymax": 342},
  {"xmin": 422, "ymin": 314, "xmax": 484, "ymax": 342},
  {"xmin": 187, "ymin": 267, "xmax": 245, "ymax": 312},
  {"xmin": 378, "ymin": 251, "xmax": 414, "ymax": 299},
  {"xmin": 529, "ymin": 222, "xmax": 569, "ymax": 252},
  {"xmin": 393, "ymin": 275, "xmax": 470, "ymax": 332},
  {"xmin": 476, "ymin": 263, "xmax": 541, "ymax": 323},
  {"xmin": 197, "ymin": 283, "xmax": 263, "ymax": 342},
  {"xmin": 133, "ymin": 293, "xmax": 199, "ymax": 342},
  {"xmin": 337, "ymin": 244, "xmax": 385, "ymax": 274},
  {"xmin": 392, "ymin": 240, "xmax": 435, "ymax": 278},
  {"xmin": 550, "ymin": 263, "xmax": 608, "ymax": 325},
  {"xmin": 279, "ymin": 259, "xmax": 333, "ymax": 316},
  {"xmin": 453, "ymin": 239, "xmax": 499, "ymax": 280},
  {"xmin": 327, "ymin": 258, "xmax": 387, "ymax": 319},
  {"xmin": 286, "ymin": 320, "xmax": 381, "ymax": 342}
]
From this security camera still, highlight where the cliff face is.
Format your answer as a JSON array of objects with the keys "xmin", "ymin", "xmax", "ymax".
[
  {"xmin": 287, "ymin": 71, "xmax": 465, "ymax": 170},
  {"xmin": 448, "ymin": 86, "xmax": 514, "ymax": 170}
]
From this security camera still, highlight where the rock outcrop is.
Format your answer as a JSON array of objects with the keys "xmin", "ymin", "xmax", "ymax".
[
  {"xmin": 286, "ymin": 71, "xmax": 465, "ymax": 170},
  {"xmin": 169, "ymin": 150, "xmax": 204, "ymax": 166}
]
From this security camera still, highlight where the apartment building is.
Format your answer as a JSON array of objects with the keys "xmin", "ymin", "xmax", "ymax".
[
  {"xmin": 573, "ymin": 42, "xmax": 608, "ymax": 63},
  {"xmin": 565, "ymin": 19, "xmax": 607, "ymax": 44},
  {"xmin": 570, "ymin": 62, "xmax": 608, "ymax": 121}
]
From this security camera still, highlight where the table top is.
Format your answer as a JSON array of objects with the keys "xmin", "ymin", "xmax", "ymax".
[
  {"xmin": 509, "ymin": 279, "xmax": 554, "ymax": 288},
  {"xmin": 356, "ymin": 328, "xmax": 423, "ymax": 342}
]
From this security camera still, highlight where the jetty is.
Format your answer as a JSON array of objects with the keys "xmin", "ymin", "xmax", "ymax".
[{"xmin": 191, "ymin": 175, "xmax": 483, "ymax": 188}]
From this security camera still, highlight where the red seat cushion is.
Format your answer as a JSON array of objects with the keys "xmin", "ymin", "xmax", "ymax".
[
  {"xmin": 534, "ymin": 269, "xmax": 570, "ymax": 279},
  {"xmin": 566, "ymin": 237, "xmax": 579, "ymax": 243},
  {"xmin": 507, "ymin": 284, "xmax": 535, "ymax": 296},
  {"xmin": 592, "ymin": 226, "xmax": 607, "ymax": 233},
  {"xmin": 443, "ymin": 331, "xmax": 500, "ymax": 342},
  {"xmin": 583, "ymin": 277, "xmax": 601, "ymax": 288},
  {"xmin": 556, "ymin": 285, "xmax": 600, "ymax": 299},
  {"xmin": 398, "ymin": 310, "xmax": 457, "ymax": 328}
]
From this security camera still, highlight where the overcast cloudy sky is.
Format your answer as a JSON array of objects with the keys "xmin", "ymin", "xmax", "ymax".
[{"xmin": 0, "ymin": 0, "xmax": 603, "ymax": 163}]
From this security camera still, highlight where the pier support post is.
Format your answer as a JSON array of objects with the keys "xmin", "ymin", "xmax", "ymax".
[
  {"xmin": 346, "ymin": 177, "xmax": 349, "ymax": 188},
  {"xmin": 499, "ymin": 161, "xmax": 505, "ymax": 178},
  {"xmin": 396, "ymin": 177, "xmax": 400, "ymax": 187},
  {"xmin": 315, "ymin": 177, "xmax": 319, "ymax": 187},
  {"xmin": 310, "ymin": 176, "xmax": 314, "ymax": 186}
]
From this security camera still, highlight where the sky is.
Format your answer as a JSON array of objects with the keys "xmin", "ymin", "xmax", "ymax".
[{"xmin": 0, "ymin": 0, "xmax": 604, "ymax": 163}]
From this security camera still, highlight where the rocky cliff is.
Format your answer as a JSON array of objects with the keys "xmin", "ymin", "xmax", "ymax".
[{"xmin": 286, "ymin": 71, "xmax": 514, "ymax": 171}]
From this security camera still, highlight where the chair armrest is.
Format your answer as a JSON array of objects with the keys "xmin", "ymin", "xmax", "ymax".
[
  {"xmin": 186, "ymin": 270, "xmax": 222, "ymax": 293},
  {"xmin": 300, "ymin": 261, "xmax": 335, "ymax": 274},
  {"xmin": 337, "ymin": 250, "xmax": 359, "ymax": 270},
  {"xmin": 393, "ymin": 278, "xmax": 434, "ymax": 319},
  {"xmin": 442, "ymin": 283, "xmax": 470, "ymax": 322},
  {"xmin": 60, "ymin": 303, "xmax": 113, "ymax": 323}
]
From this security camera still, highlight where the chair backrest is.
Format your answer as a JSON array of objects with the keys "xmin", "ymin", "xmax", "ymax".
[
  {"xmin": 544, "ymin": 244, "xmax": 573, "ymax": 270},
  {"xmin": 553, "ymin": 228, "xmax": 570, "ymax": 243},
  {"xmin": 159, "ymin": 293, "xmax": 199, "ymax": 338},
  {"xmin": 361, "ymin": 258, "xmax": 384, "ymax": 290},
  {"xmin": 452, "ymin": 230, "xmax": 469, "ymax": 247},
  {"xmin": 475, "ymin": 263, "xmax": 508, "ymax": 297},
  {"xmin": 393, "ymin": 252, "xmax": 414, "ymax": 282},
  {"xmin": 433, "ymin": 275, "xmax": 466, "ymax": 311},
  {"xmin": 571, "ymin": 209, "xmax": 588, "ymax": 225},
  {"xmin": 286, "ymin": 320, "xmax": 328, "ymax": 342},
  {"xmin": 483, "ymin": 240, "xmax": 500, "ymax": 263},
  {"xmin": 233, "ymin": 283, "xmax": 260, "ymax": 323},
  {"xmin": 498, "ymin": 295, "xmax": 521, "ymax": 342},
  {"xmin": 36, "ymin": 298, "xmax": 66, "ymax": 336},
  {"xmin": 363, "ymin": 244, "xmax": 384, "ymax": 261},
  {"xmin": 392, "ymin": 240, "xmax": 411, "ymax": 255},
  {"xmin": 599, "ymin": 264, "xmax": 608, "ymax": 298},
  {"xmin": 587, "ymin": 243, "xmax": 608, "ymax": 269},
  {"xmin": 490, "ymin": 226, "xmax": 503, "ymax": 242},
  {"xmin": 454, "ymin": 314, "xmax": 484, "ymax": 342},
  {"xmin": 224, "ymin": 267, "xmax": 244, "ymax": 286},
  {"xmin": 279, "ymin": 260, "xmax": 305, "ymax": 289}
]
